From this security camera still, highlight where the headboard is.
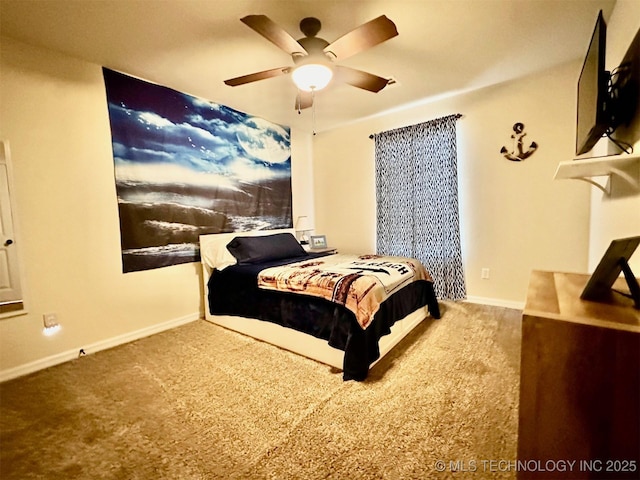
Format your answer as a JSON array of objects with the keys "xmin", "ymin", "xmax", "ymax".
[
  {"xmin": 199, "ymin": 228, "xmax": 296, "ymax": 320},
  {"xmin": 199, "ymin": 228, "xmax": 296, "ymax": 277}
]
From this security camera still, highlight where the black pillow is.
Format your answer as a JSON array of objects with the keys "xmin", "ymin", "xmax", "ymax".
[{"xmin": 226, "ymin": 233, "xmax": 308, "ymax": 264}]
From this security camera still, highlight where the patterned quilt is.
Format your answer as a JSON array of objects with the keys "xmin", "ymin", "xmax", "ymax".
[{"xmin": 257, "ymin": 254, "xmax": 432, "ymax": 329}]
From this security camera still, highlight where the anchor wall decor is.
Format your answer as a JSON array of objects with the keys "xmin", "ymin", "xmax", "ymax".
[{"xmin": 500, "ymin": 122, "xmax": 538, "ymax": 161}]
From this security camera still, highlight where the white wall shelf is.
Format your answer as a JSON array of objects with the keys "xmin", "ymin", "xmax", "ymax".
[{"xmin": 554, "ymin": 153, "xmax": 640, "ymax": 195}]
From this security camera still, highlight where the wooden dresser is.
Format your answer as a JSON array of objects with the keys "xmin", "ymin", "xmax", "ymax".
[{"xmin": 518, "ymin": 270, "xmax": 640, "ymax": 479}]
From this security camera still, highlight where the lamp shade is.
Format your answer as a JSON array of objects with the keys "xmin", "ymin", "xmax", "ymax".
[
  {"xmin": 295, "ymin": 215, "xmax": 313, "ymax": 231},
  {"xmin": 291, "ymin": 64, "xmax": 333, "ymax": 92}
]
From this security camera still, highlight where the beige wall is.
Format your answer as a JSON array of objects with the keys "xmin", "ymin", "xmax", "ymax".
[
  {"xmin": 587, "ymin": 0, "xmax": 640, "ymax": 272},
  {"xmin": 312, "ymin": 61, "xmax": 592, "ymax": 306},
  {"xmin": 0, "ymin": 37, "xmax": 314, "ymax": 378}
]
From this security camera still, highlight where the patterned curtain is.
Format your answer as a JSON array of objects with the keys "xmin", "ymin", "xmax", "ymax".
[{"xmin": 374, "ymin": 114, "xmax": 466, "ymax": 300}]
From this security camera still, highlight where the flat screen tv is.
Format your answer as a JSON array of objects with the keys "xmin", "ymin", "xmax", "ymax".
[
  {"xmin": 576, "ymin": 11, "xmax": 609, "ymax": 156},
  {"xmin": 608, "ymin": 26, "xmax": 640, "ymax": 151}
]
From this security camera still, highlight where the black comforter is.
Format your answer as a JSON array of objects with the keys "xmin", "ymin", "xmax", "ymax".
[{"xmin": 207, "ymin": 254, "xmax": 440, "ymax": 380}]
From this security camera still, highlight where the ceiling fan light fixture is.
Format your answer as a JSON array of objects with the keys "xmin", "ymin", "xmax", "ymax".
[{"xmin": 291, "ymin": 63, "xmax": 333, "ymax": 92}]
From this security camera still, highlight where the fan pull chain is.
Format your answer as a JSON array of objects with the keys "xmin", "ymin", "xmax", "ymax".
[{"xmin": 311, "ymin": 89, "xmax": 317, "ymax": 136}]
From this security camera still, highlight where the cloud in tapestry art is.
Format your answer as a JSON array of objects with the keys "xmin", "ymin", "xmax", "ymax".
[{"xmin": 102, "ymin": 68, "xmax": 292, "ymax": 273}]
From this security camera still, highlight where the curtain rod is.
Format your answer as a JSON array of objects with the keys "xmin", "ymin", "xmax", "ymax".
[{"xmin": 369, "ymin": 113, "xmax": 463, "ymax": 139}]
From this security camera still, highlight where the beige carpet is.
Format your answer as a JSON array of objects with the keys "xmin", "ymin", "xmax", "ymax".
[{"xmin": 0, "ymin": 302, "xmax": 521, "ymax": 479}]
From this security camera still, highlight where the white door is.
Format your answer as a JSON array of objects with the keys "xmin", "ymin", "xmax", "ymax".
[{"xmin": 0, "ymin": 141, "xmax": 23, "ymax": 306}]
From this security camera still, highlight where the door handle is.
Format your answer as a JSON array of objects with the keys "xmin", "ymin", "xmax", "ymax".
[{"xmin": 4, "ymin": 239, "xmax": 13, "ymax": 246}]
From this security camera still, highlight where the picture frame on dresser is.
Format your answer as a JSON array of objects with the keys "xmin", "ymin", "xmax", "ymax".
[
  {"xmin": 581, "ymin": 236, "xmax": 640, "ymax": 309},
  {"xmin": 309, "ymin": 235, "xmax": 327, "ymax": 249}
]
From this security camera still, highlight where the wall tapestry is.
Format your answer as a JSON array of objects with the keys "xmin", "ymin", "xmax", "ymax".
[{"xmin": 102, "ymin": 68, "xmax": 292, "ymax": 273}]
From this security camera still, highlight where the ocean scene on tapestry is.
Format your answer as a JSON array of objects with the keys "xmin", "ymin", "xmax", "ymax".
[{"xmin": 102, "ymin": 68, "xmax": 292, "ymax": 273}]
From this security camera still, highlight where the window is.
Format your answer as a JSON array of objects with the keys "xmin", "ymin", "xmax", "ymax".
[{"xmin": 373, "ymin": 114, "xmax": 466, "ymax": 300}]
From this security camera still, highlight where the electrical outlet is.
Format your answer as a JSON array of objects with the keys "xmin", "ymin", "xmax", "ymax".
[
  {"xmin": 481, "ymin": 268, "xmax": 490, "ymax": 280},
  {"xmin": 43, "ymin": 313, "xmax": 59, "ymax": 328},
  {"xmin": 42, "ymin": 313, "xmax": 61, "ymax": 336}
]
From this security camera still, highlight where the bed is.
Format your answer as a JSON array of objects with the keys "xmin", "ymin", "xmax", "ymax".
[{"xmin": 200, "ymin": 229, "xmax": 440, "ymax": 380}]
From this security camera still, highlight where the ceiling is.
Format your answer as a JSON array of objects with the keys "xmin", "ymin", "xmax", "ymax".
[{"xmin": 0, "ymin": 0, "xmax": 616, "ymax": 134}]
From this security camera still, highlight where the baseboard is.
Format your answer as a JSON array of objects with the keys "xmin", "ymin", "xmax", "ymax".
[
  {"xmin": 0, "ymin": 312, "xmax": 200, "ymax": 383},
  {"xmin": 465, "ymin": 296, "xmax": 525, "ymax": 311}
]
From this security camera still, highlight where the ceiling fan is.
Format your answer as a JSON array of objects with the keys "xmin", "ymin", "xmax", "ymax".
[{"xmin": 224, "ymin": 14, "xmax": 398, "ymax": 110}]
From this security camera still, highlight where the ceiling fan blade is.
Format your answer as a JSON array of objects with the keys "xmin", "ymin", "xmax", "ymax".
[
  {"xmin": 295, "ymin": 91, "xmax": 313, "ymax": 110},
  {"xmin": 224, "ymin": 66, "xmax": 291, "ymax": 86},
  {"xmin": 334, "ymin": 66, "xmax": 390, "ymax": 93},
  {"xmin": 241, "ymin": 15, "xmax": 307, "ymax": 56},
  {"xmin": 323, "ymin": 15, "xmax": 398, "ymax": 61}
]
